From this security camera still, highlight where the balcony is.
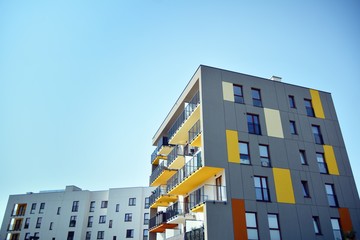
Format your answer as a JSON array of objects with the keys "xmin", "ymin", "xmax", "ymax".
[
  {"xmin": 167, "ymin": 145, "xmax": 186, "ymax": 169},
  {"xmin": 189, "ymin": 185, "xmax": 227, "ymax": 213},
  {"xmin": 189, "ymin": 120, "xmax": 201, "ymax": 147},
  {"xmin": 166, "ymin": 201, "xmax": 195, "ymax": 224},
  {"xmin": 149, "ymin": 212, "xmax": 177, "ymax": 233},
  {"xmin": 11, "ymin": 204, "xmax": 27, "ymax": 217},
  {"xmin": 7, "ymin": 218, "xmax": 23, "ymax": 231},
  {"xmin": 185, "ymin": 227, "xmax": 205, "ymax": 240},
  {"xmin": 157, "ymin": 136, "xmax": 174, "ymax": 155},
  {"xmin": 149, "ymin": 185, "xmax": 177, "ymax": 209},
  {"xmin": 168, "ymin": 92, "xmax": 200, "ymax": 145},
  {"xmin": 149, "ymin": 161, "xmax": 177, "ymax": 187},
  {"xmin": 150, "ymin": 147, "xmax": 167, "ymax": 165},
  {"xmin": 167, "ymin": 152, "xmax": 223, "ymax": 195}
]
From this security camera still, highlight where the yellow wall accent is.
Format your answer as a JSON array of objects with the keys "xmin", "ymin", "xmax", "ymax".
[
  {"xmin": 226, "ymin": 130, "xmax": 240, "ymax": 163},
  {"xmin": 264, "ymin": 108, "xmax": 284, "ymax": 138},
  {"xmin": 310, "ymin": 89, "xmax": 325, "ymax": 119},
  {"xmin": 222, "ymin": 81, "xmax": 234, "ymax": 102},
  {"xmin": 273, "ymin": 168, "xmax": 295, "ymax": 204},
  {"xmin": 324, "ymin": 145, "xmax": 340, "ymax": 175}
]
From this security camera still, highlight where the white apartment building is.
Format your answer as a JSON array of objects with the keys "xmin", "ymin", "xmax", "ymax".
[{"xmin": 0, "ymin": 185, "xmax": 154, "ymax": 240}]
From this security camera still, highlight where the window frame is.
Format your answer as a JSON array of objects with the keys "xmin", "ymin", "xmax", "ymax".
[
  {"xmin": 245, "ymin": 212, "xmax": 259, "ymax": 240},
  {"xmin": 289, "ymin": 120, "xmax": 297, "ymax": 135},
  {"xmin": 72, "ymin": 201, "xmax": 79, "ymax": 212},
  {"xmin": 312, "ymin": 125, "xmax": 324, "ymax": 144},
  {"xmin": 87, "ymin": 216, "xmax": 94, "ymax": 227},
  {"xmin": 128, "ymin": 198, "xmax": 136, "ymax": 206},
  {"xmin": 69, "ymin": 215, "xmax": 77, "ymax": 227},
  {"xmin": 233, "ymin": 84, "xmax": 244, "ymax": 104},
  {"xmin": 99, "ymin": 215, "xmax": 106, "ymax": 224},
  {"xmin": 316, "ymin": 152, "xmax": 328, "ymax": 174},
  {"xmin": 39, "ymin": 203, "xmax": 45, "ymax": 214},
  {"xmin": 251, "ymin": 88, "xmax": 262, "ymax": 107},
  {"xmin": 126, "ymin": 229, "xmax": 134, "ymax": 238},
  {"xmin": 101, "ymin": 201, "xmax": 108, "ymax": 209},
  {"xmin": 268, "ymin": 214, "xmax": 281, "ymax": 240},
  {"xmin": 144, "ymin": 213, "xmax": 149, "ymax": 225},
  {"xmin": 304, "ymin": 99, "xmax": 315, "ymax": 117},
  {"xmin": 325, "ymin": 184, "xmax": 338, "ymax": 207},
  {"xmin": 125, "ymin": 213, "xmax": 133, "ymax": 222},
  {"xmin": 312, "ymin": 216, "xmax": 322, "ymax": 235},
  {"xmin": 259, "ymin": 144, "xmax": 271, "ymax": 167},
  {"xmin": 89, "ymin": 201, "xmax": 95, "ymax": 212},
  {"xmin": 301, "ymin": 181, "xmax": 310, "ymax": 198},
  {"xmin": 239, "ymin": 141, "xmax": 251, "ymax": 164},
  {"xmin": 144, "ymin": 197, "xmax": 150, "ymax": 209},
  {"xmin": 247, "ymin": 113, "xmax": 261, "ymax": 135},
  {"xmin": 254, "ymin": 176, "xmax": 270, "ymax": 202},
  {"xmin": 36, "ymin": 217, "xmax": 42, "ymax": 228},
  {"xmin": 289, "ymin": 95, "xmax": 296, "ymax": 108},
  {"xmin": 299, "ymin": 150, "xmax": 307, "ymax": 165},
  {"xmin": 97, "ymin": 231, "xmax": 105, "ymax": 240}
]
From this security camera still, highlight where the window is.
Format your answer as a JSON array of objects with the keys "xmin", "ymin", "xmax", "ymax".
[
  {"xmin": 129, "ymin": 198, "xmax": 136, "ymax": 206},
  {"xmin": 317, "ymin": 153, "xmax": 328, "ymax": 174},
  {"xmin": 312, "ymin": 216, "xmax": 322, "ymax": 235},
  {"xmin": 116, "ymin": 204, "xmax": 120, "ymax": 212},
  {"xmin": 69, "ymin": 216, "xmax": 77, "ymax": 227},
  {"xmin": 143, "ymin": 229, "xmax": 149, "ymax": 240},
  {"xmin": 304, "ymin": 99, "xmax": 315, "ymax": 117},
  {"xmin": 34, "ymin": 233, "xmax": 39, "ymax": 238},
  {"xmin": 36, "ymin": 217, "xmax": 42, "ymax": 228},
  {"xmin": 99, "ymin": 215, "xmax": 106, "ymax": 224},
  {"xmin": 251, "ymin": 88, "xmax": 262, "ymax": 107},
  {"xmin": 89, "ymin": 201, "xmax": 95, "ymax": 212},
  {"xmin": 259, "ymin": 144, "xmax": 271, "ymax": 167},
  {"xmin": 301, "ymin": 181, "xmax": 310, "ymax": 198},
  {"xmin": 25, "ymin": 233, "xmax": 30, "ymax": 240},
  {"xmin": 245, "ymin": 212, "xmax": 259, "ymax": 240},
  {"xmin": 247, "ymin": 114, "xmax": 261, "ymax": 135},
  {"xmin": 325, "ymin": 184, "xmax": 338, "ymax": 207},
  {"xmin": 39, "ymin": 203, "xmax": 45, "ymax": 214},
  {"xmin": 30, "ymin": 203, "xmax": 36, "ymax": 214},
  {"xmin": 331, "ymin": 218, "xmax": 342, "ymax": 240},
  {"xmin": 24, "ymin": 218, "xmax": 30, "ymax": 229},
  {"xmin": 233, "ymin": 84, "xmax": 244, "ymax": 104},
  {"xmin": 239, "ymin": 142, "xmax": 250, "ymax": 164},
  {"xmin": 289, "ymin": 95, "xmax": 296, "ymax": 108},
  {"xmin": 86, "ymin": 231, "xmax": 91, "ymax": 240},
  {"xmin": 125, "ymin": 213, "xmax": 133, "ymax": 222},
  {"xmin": 87, "ymin": 216, "xmax": 93, "ymax": 227},
  {"xmin": 67, "ymin": 231, "xmax": 74, "ymax": 240},
  {"xmin": 299, "ymin": 150, "xmax": 307, "ymax": 165},
  {"xmin": 101, "ymin": 201, "xmax": 108, "ymax": 208},
  {"xmin": 312, "ymin": 125, "xmax": 324, "ymax": 144},
  {"xmin": 97, "ymin": 231, "xmax": 104, "ymax": 239},
  {"xmin": 144, "ymin": 213, "xmax": 149, "ymax": 225},
  {"xmin": 109, "ymin": 220, "xmax": 113, "ymax": 228},
  {"xmin": 289, "ymin": 121, "xmax": 297, "ymax": 135},
  {"xmin": 144, "ymin": 198, "xmax": 150, "ymax": 209},
  {"xmin": 57, "ymin": 207, "xmax": 61, "ymax": 215},
  {"xmin": 268, "ymin": 214, "xmax": 281, "ymax": 240},
  {"xmin": 126, "ymin": 229, "xmax": 134, "ymax": 238},
  {"xmin": 254, "ymin": 176, "xmax": 270, "ymax": 201},
  {"xmin": 49, "ymin": 222, "xmax": 53, "ymax": 230},
  {"xmin": 72, "ymin": 201, "xmax": 79, "ymax": 212}
]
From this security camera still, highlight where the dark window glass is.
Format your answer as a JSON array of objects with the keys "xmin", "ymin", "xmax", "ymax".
[
  {"xmin": 247, "ymin": 114, "xmax": 261, "ymax": 135},
  {"xmin": 36, "ymin": 217, "xmax": 42, "ymax": 228},
  {"xmin": 90, "ymin": 201, "xmax": 95, "ymax": 212},
  {"xmin": 316, "ymin": 153, "xmax": 328, "ymax": 174},
  {"xmin": 99, "ymin": 215, "xmax": 106, "ymax": 224},
  {"xmin": 304, "ymin": 99, "xmax": 315, "ymax": 117},
  {"xmin": 144, "ymin": 198, "xmax": 150, "ymax": 209},
  {"xmin": 290, "ymin": 121, "xmax": 297, "ymax": 135},
  {"xmin": 129, "ymin": 198, "xmax": 136, "ymax": 206},
  {"xmin": 299, "ymin": 150, "xmax": 307, "ymax": 165},
  {"xmin": 259, "ymin": 145, "xmax": 271, "ymax": 167},
  {"xmin": 125, "ymin": 213, "xmax": 133, "ymax": 222},
  {"xmin": 313, "ymin": 216, "xmax": 322, "ymax": 235},
  {"xmin": 254, "ymin": 176, "xmax": 270, "ymax": 201},
  {"xmin": 289, "ymin": 95, "xmax": 296, "ymax": 108},
  {"xmin": 325, "ymin": 184, "xmax": 338, "ymax": 207},
  {"xmin": 67, "ymin": 231, "xmax": 74, "ymax": 240},
  {"xmin": 39, "ymin": 203, "xmax": 45, "ymax": 214},
  {"xmin": 126, "ymin": 229, "xmax": 134, "ymax": 238},
  {"xmin": 30, "ymin": 203, "xmax": 36, "ymax": 214},
  {"xmin": 143, "ymin": 213, "xmax": 149, "ymax": 225},
  {"xmin": 252, "ymin": 88, "xmax": 262, "ymax": 107},
  {"xmin": 88, "ymin": 216, "xmax": 93, "ymax": 227},
  {"xmin": 86, "ymin": 231, "xmax": 91, "ymax": 240},
  {"xmin": 116, "ymin": 204, "xmax": 120, "ymax": 212},
  {"xmin": 101, "ymin": 201, "xmax": 108, "ymax": 208},
  {"xmin": 301, "ymin": 181, "xmax": 310, "ymax": 198},
  {"xmin": 72, "ymin": 201, "xmax": 79, "ymax": 212},
  {"xmin": 97, "ymin": 231, "xmax": 104, "ymax": 239},
  {"xmin": 233, "ymin": 85, "xmax": 244, "ymax": 104},
  {"xmin": 69, "ymin": 216, "xmax": 77, "ymax": 227},
  {"xmin": 331, "ymin": 218, "xmax": 342, "ymax": 240},
  {"xmin": 239, "ymin": 142, "xmax": 250, "ymax": 164},
  {"xmin": 312, "ymin": 125, "xmax": 324, "ymax": 144}
]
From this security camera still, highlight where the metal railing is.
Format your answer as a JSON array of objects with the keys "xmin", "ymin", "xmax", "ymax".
[
  {"xmin": 167, "ymin": 145, "xmax": 185, "ymax": 166},
  {"xmin": 185, "ymin": 227, "xmax": 204, "ymax": 240},
  {"xmin": 189, "ymin": 120, "xmax": 201, "ymax": 144},
  {"xmin": 149, "ymin": 185, "xmax": 168, "ymax": 206},
  {"xmin": 189, "ymin": 185, "xmax": 227, "ymax": 210},
  {"xmin": 149, "ymin": 161, "xmax": 168, "ymax": 185},
  {"xmin": 168, "ymin": 92, "xmax": 200, "ymax": 141},
  {"xmin": 149, "ymin": 211, "xmax": 167, "ymax": 230}
]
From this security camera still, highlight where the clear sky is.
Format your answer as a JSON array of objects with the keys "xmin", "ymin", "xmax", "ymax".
[{"xmin": 0, "ymin": 0, "xmax": 359, "ymax": 227}]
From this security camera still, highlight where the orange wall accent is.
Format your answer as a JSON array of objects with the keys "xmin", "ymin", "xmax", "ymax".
[
  {"xmin": 338, "ymin": 208, "xmax": 353, "ymax": 232},
  {"xmin": 232, "ymin": 198, "xmax": 247, "ymax": 240}
]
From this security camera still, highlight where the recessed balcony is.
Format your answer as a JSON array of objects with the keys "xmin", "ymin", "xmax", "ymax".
[
  {"xmin": 167, "ymin": 145, "xmax": 186, "ymax": 169},
  {"xmin": 157, "ymin": 136, "xmax": 174, "ymax": 155},
  {"xmin": 149, "ymin": 161, "xmax": 177, "ymax": 187},
  {"xmin": 149, "ymin": 185, "xmax": 177, "ymax": 209},
  {"xmin": 166, "ymin": 201, "xmax": 195, "ymax": 224},
  {"xmin": 189, "ymin": 185, "xmax": 227, "ymax": 213},
  {"xmin": 149, "ymin": 212, "xmax": 178, "ymax": 233},
  {"xmin": 189, "ymin": 120, "xmax": 202, "ymax": 147}
]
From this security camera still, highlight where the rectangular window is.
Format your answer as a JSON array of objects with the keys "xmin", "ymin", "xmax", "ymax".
[
  {"xmin": 126, "ymin": 229, "xmax": 134, "ymax": 238},
  {"xmin": 36, "ymin": 217, "xmax": 42, "ymax": 228},
  {"xmin": 259, "ymin": 144, "xmax": 271, "ymax": 167},
  {"xmin": 304, "ymin": 99, "xmax": 315, "ymax": 117},
  {"xmin": 72, "ymin": 201, "xmax": 79, "ymax": 212},
  {"xmin": 39, "ymin": 203, "xmax": 45, "ymax": 214},
  {"xmin": 25, "ymin": 233, "xmax": 30, "ymax": 240},
  {"xmin": 299, "ymin": 150, "xmax": 307, "ymax": 165},
  {"xmin": 24, "ymin": 218, "xmax": 30, "ymax": 229},
  {"xmin": 67, "ymin": 231, "xmax": 74, "ymax": 240},
  {"xmin": 312, "ymin": 216, "xmax": 321, "ymax": 235},
  {"xmin": 49, "ymin": 222, "xmax": 53, "ymax": 230},
  {"xmin": 247, "ymin": 114, "xmax": 261, "ymax": 135},
  {"xmin": 254, "ymin": 176, "xmax": 270, "ymax": 201},
  {"xmin": 301, "ymin": 181, "xmax": 310, "ymax": 198},
  {"xmin": 312, "ymin": 125, "xmax": 324, "ymax": 144},
  {"xmin": 331, "ymin": 218, "xmax": 342, "ymax": 240},
  {"xmin": 233, "ymin": 84, "xmax": 244, "ymax": 104},
  {"xmin": 87, "ymin": 216, "xmax": 93, "ymax": 227},
  {"xmin": 239, "ymin": 142, "xmax": 250, "ymax": 164},
  {"xmin": 125, "ymin": 213, "xmax": 133, "ymax": 222},
  {"xmin": 246, "ymin": 212, "xmax": 259, "ymax": 240},
  {"xmin": 289, "ymin": 95, "xmax": 296, "ymax": 108},
  {"xmin": 325, "ymin": 184, "xmax": 338, "ymax": 207},
  {"xmin": 30, "ymin": 203, "xmax": 36, "ymax": 214},
  {"xmin": 97, "ymin": 231, "xmax": 104, "ymax": 239},
  {"xmin": 99, "ymin": 215, "xmax": 106, "ymax": 224},
  {"xmin": 317, "ymin": 152, "xmax": 328, "ymax": 174},
  {"xmin": 268, "ymin": 214, "xmax": 281, "ymax": 240},
  {"xmin": 144, "ymin": 198, "xmax": 150, "ymax": 209},
  {"xmin": 144, "ymin": 213, "xmax": 149, "ymax": 225},
  {"xmin": 289, "ymin": 121, "xmax": 297, "ymax": 135},
  {"xmin": 86, "ymin": 231, "xmax": 91, "ymax": 240},
  {"xmin": 143, "ymin": 229, "xmax": 149, "ymax": 240},
  {"xmin": 69, "ymin": 216, "xmax": 77, "ymax": 227},
  {"xmin": 251, "ymin": 88, "xmax": 262, "ymax": 107},
  {"xmin": 109, "ymin": 220, "xmax": 113, "ymax": 228},
  {"xmin": 116, "ymin": 204, "xmax": 120, "ymax": 212},
  {"xmin": 57, "ymin": 207, "xmax": 61, "ymax": 215},
  {"xmin": 101, "ymin": 201, "xmax": 108, "ymax": 208},
  {"xmin": 90, "ymin": 201, "xmax": 95, "ymax": 212},
  {"xmin": 129, "ymin": 198, "xmax": 136, "ymax": 206}
]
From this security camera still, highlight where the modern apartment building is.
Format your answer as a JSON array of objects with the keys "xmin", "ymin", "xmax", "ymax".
[
  {"xmin": 148, "ymin": 65, "xmax": 360, "ymax": 240},
  {"xmin": 0, "ymin": 185, "xmax": 153, "ymax": 240}
]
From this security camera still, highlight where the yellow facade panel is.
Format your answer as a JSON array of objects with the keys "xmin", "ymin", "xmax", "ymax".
[
  {"xmin": 324, "ymin": 145, "xmax": 340, "ymax": 175},
  {"xmin": 264, "ymin": 108, "xmax": 284, "ymax": 138},
  {"xmin": 222, "ymin": 81, "xmax": 234, "ymax": 102},
  {"xmin": 226, "ymin": 130, "xmax": 240, "ymax": 163},
  {"xmin": 273, "ymin": 168, "xmax": 295, "ymax": 204},
  {"xmin": 310, "ymin": 89, "xmax": 325, "ymax": 119}
]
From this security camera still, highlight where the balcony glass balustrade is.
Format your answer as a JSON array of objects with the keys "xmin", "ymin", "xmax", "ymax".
[
  {"xmin": 189, "ymin": 120, "xmax": 201, "ymax": 147},
  {"xmin": 149, "ymin": 211, "xmax": 177, "ymax": 233},
  {"xmin": 167, "ymin": 145, "xmax": 186, "ymax": 169},
  {"xmin": 185, "ymin": 227, "xmax": 205, "ymax": 240},
  {"xmin": 189, "ymin": 185, "xmax": 227, "ymax": 212},
  {"xmin": 149, "ymin": 185, "xmax": 177, "ymax": 208}
]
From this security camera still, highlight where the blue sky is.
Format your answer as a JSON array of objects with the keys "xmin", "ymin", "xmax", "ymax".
[{"xmin": 0, "ymin": 1, "xmax": 359, "ymax": 226}]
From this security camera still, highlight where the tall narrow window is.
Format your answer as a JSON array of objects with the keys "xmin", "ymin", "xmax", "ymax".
[
  {"xmin": 304, "ymin": 99, "xmax": 315, "ymax": 117},
  {"xmin": 36, "ymin": 217, "xmax": 42, "ymax": 228},
  {"xmin": 24, "ymin": 218, "xmax": 30, "ymax": 229},
  {"xmin": 312, "ymin": 216, "xmax": 322, "ymax": 235},
  {"xmin": 254, "ymin": 176, "xmax": 270, "ymax": 201},
  {"xmin": 101, "ymin": 201, "xmax": 108, "ymax": 208},
  {"xmin": 109, "ymin": 220, "xmax": 113, "ymax": 228},
  {"xmin": 88, "ymin": 216, "xmax": 94, "ymax": 227},
  {"xmin": 239, "ymin": 142, "xmax": 250, "ymax": 164},
  {"xmin": 144, "ymin": 198, "xmax": 150, "ymax": 209},
  {"xmin": 97, "ymin": 231, "xmax": 105, "ymax": 239},
  {"xmin": 49, "ymin": 222, "xmax": 53, "ymax": 230},
  {"xmin": 215, "ymin": 175, "xmax": 223, "ymax": 201},
  {"xmin": 252, "ymin": 88, "xmax": 262, "ymax": 107},
  {"xmin": 316, "ymin": 153, "xmax": 328, "ymax": 174},
  {"xmin": 143, "ymin": 213, "xmax": 149, "ymax": 225},
  {"xmin": 289, "ymin": 121, "xmax": 297, "ymax": 135},
  {"xmin": 39, "ymin": 203, "xmax": 45, "ymax": 214},
  {"xmin": 289, "ymin": 95, "xmax": 296, "ymax": 108},
  {"xmin": 259, "ymin": 144, "xmax": 271, "ymax": 167},
  {"xmin": 331, "ymin": 218, "xmax": 342, "ymax": 240},
  {"xmin": 57, "ymin": 207, "xmax": 61, "ymax": 215},
  {"xmin": 30, "ymin": 203, "xmax": 36, "ymax": 214},
  {"xmin": 86, "ymin": 231, "xmax": 91, "ymax": 240},
  {"xmin": 246, "ymin": 212, "xmax": 259, "ymax": 240},
  {"xmin": 90, "ymin": 201, "xmax": 95, "ymax": 212},
  {"xmin": 129, "ymin": 198, "xmax": 136, "ymax": 206},
  {"xmin": 99, "ymin": 215, "xmax": 106, "ymax": 224},
  {"xmin": 247, "ymin": 114, "xmax": 261, "ymax": 135},
  {"xmin": 268, "ymin": 214, "xmax": 281, "ymax": 240},
  {"xmin": 301, "ymin": 181, "xmax": 310, "ymax": 198},
  {"xmin": 125, "ymin": 213, "xmax": 133, "ymax": 222},
  {"xmin": 233, "ymin": 84, "xmax": 244, "ymax": 104},
  {"xmin": 126, "ymin": 229, "xmax": 134, "ymax": 238},
  {"xmin": 69, "ymin": 216, "xmax": 77, "ymax": 227},
  {"xmin": 72, "ymin": 201, "xmax": 79, "ymax": 212},
  {"xmin": 143, "ymin": 229, "xmax": 149, "ymax": 240},
  {"xmin": 299, "ymin": 150, "xmax": 307, "ymax": 165},
  {"xmin": 116, "ymin": 204, "xmax": 120, "ymax": 212},
  {"xmin": 312, "ymin": 125, "xmax": 324, "ymax": 144},
  {"xmin": 67, "ymin": 231, "xmax": 74, "ymax": 240},
  {"xmin": 325, "ymin": 184, "xmax": 338, "ymax": 207}
]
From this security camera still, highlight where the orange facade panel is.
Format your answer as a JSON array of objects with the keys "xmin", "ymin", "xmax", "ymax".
[{"xmin": 232, "ymin": 199, "xmax": 247, "ymax": 240}]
